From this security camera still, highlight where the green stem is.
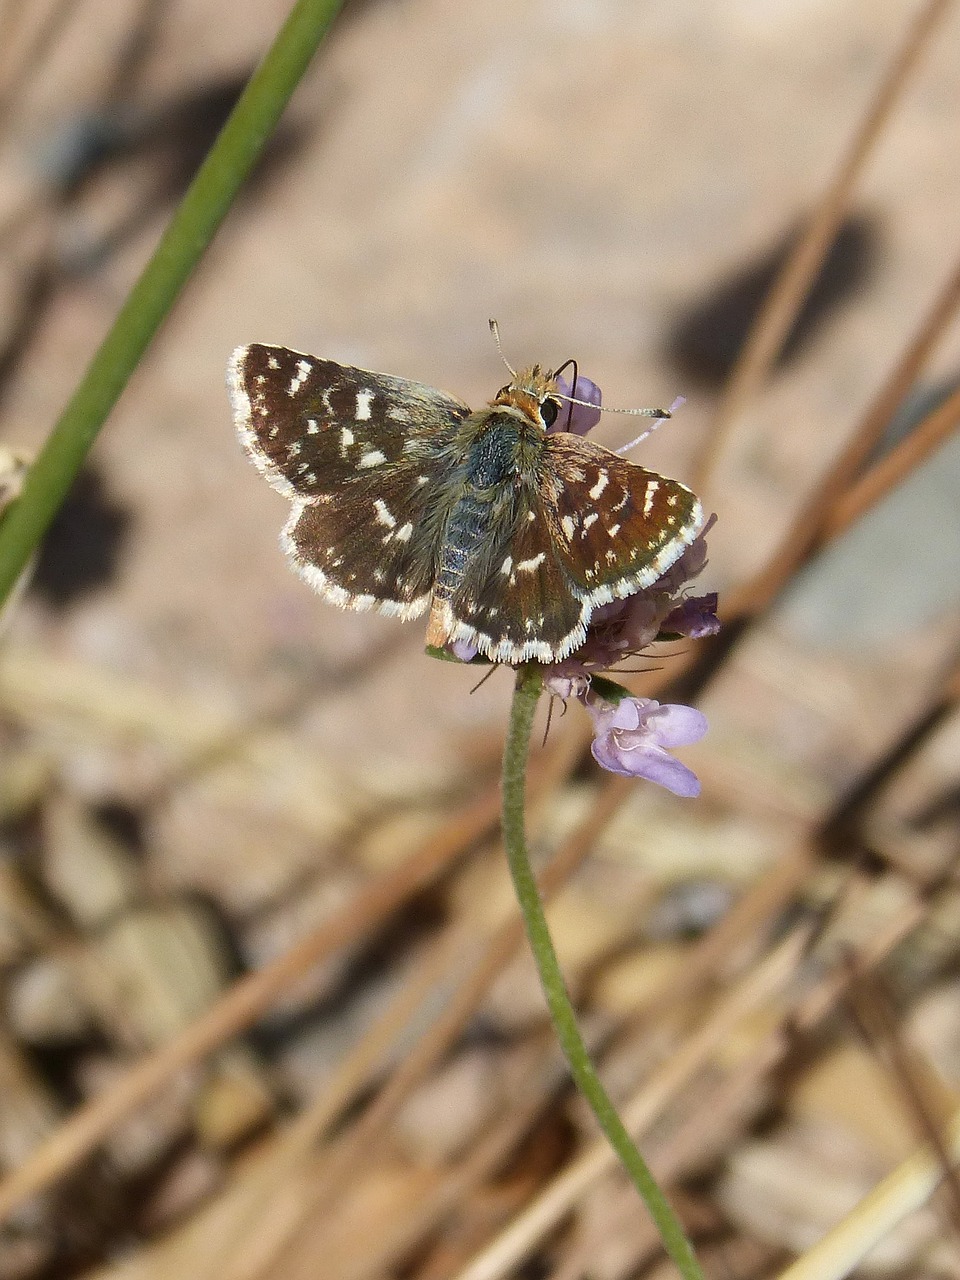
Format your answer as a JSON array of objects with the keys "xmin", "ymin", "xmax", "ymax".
[
  {"xmin": 0, "ymin": 0, "xmax": 346, "ymax": 607},
  {"xmin": 503, "ymin": 665, "xmax": 704, "ymax": 1280}
]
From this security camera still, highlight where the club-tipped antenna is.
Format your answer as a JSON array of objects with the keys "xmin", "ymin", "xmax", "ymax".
[
  {"xmin": 553, "ymin": 391, "xmax": 673, "ymax": 420},
  {"xmin": 488, "ymin": 319, "xmax": 517, "ymax": 378}
]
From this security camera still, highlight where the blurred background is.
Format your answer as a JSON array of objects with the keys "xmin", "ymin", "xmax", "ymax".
[{"xmin": 0, "ymin": 1, "xmax": 959, "ymax": 1277}]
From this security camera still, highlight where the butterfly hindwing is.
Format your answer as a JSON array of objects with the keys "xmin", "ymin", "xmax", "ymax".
[
  {"xmin": 442, "ymin": 478, "xmax": 585, "ymax": 663},
  {"xmin": 442, "ymin": 433, "xmax": 703, "ymax": 662},
  {"xmin": 229, "ymin": 344, "xmax": 471, "ymax": 614}
]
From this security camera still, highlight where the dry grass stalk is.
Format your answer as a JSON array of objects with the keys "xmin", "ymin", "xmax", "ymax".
[
  {"xmin": 213, "ymin": 774, "xmax": 630, "ymax": 1280},
  {"xmin": 735, "ymin": 250, "xmax": 960, "ymax": 619},
  {"xmin": 693, "ymin": 0, "xmax": 955, "ymax": 489},
  {"xmin": 773, "ymin": 1102, "xmax": 960, "ymax": 1280},
  {"xmin": 844, "ymin": 968, "xmax": 960, "ymax": 1235},
  {"xmin": 824, "ymin": 380, "xmax": 960, "ymax": 541},
  {"xmin": 0, "ymin": 781, "xmax": 504, "ymax": 1223},
  {"xmin": 452, "ymin": 852, "xmax": 940, "ymax": 1280},
  {"xmin": 450, "ymin": 927, "xmax": 811, "ymax": 1280}
]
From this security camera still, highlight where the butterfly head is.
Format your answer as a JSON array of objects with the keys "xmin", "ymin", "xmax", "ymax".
[{"xmin": 492, "ymin": 365, "xmax": 563, "ymax": 431}]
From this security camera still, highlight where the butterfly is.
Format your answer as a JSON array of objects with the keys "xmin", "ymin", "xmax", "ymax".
[{"xmin": 228, "ymin": 343, "xmax": 704, "ymax": 665}]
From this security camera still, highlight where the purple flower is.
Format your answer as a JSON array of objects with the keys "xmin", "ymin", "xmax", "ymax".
[
  {"xmin": 554, "ymin": 373, "xmax": 602, "ymax": 436},
  {"xmin": 451, "ymin": 638, "xmax": 480, "ymax": 662},
  {"xmin": 585, "ymin": 694, "xmax": 707, "ymax": 797},
  {"xmin": 662, "ymin": 592, "xmax": 720, "ymax": 640}
]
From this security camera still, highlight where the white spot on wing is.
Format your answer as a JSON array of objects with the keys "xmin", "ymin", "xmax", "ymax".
[
  {"xmin": 359, "ymin": 449, "xmax": 387, "ymax": 468},
  {"xmin": 395, "ymin": 523, "xmax": 413, "ymax": 542},
  {"xmin": 374, "ymin": 499, "xmax": 396, "ymax": 528},
  {"xmin": 287, "ymin": 358, "xmax": 312, "ymax": 396},
  {"xmin": 643, "ymin": 479, "xmax": 660, "ymax": 516},
  {"xmin": 356, "ymin": 389, "xmax": 374, "ymax": 421},
  {"xmin": 589, "ymin": 471, "xmax": 609, "ymax": 500},
  {"xmin": 561, "ymin": 515, "xmax": 576, "ymax": 540},
  {"xmin": 516, "ymin": 553, "xmax": 545, "ymax": 572},
  {"xmin": 500, "ymin": 556, "xmax": 513, "ymax": 575}
]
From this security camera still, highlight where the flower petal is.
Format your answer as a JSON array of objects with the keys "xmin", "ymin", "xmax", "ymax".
[
  {"xmin": 555, "ymin": 373, "xmax": 602, "ymax": 436},
  {"xmin": 642, "ymin": 702, "xmax": 709, "ymax": 748},
  {"xmin": 589, "ymin": 738, "xmax": 702, "ymax": 797},
  {"xmin": 662, "ymin": 593, "xmax": 720, "ymax": 640}
]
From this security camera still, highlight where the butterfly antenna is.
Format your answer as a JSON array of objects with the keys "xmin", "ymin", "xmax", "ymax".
[
  {"xmin": 552, "ymin": 391, "xmax": 673, "ymax": 421},
  {"xmin": 488, "ymin": 319, "xmax": 517, "ymax": 378}
]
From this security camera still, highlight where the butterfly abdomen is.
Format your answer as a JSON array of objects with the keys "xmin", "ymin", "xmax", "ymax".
[
  {"xmin": 426, "ymin": 418, "xmax": 527, "ymax": 648},
  {"xmin": 433, "ymin": 494, "xmax": 485, "ymax": 600}
]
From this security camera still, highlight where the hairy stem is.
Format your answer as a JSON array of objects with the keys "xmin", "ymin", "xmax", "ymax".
[{"xmin": 502, "ymin": 665, "xmax": 704, "ymax": 1280}]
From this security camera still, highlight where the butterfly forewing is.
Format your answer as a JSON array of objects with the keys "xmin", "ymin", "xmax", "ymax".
[{"xmin": 230, "ymin": 344, "xmax": 470, "ymax": 615}]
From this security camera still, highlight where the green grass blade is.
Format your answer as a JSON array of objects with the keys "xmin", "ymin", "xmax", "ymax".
[{"xmin": 0, "ymin": 0, "xmax": 346, "ymax": 606}]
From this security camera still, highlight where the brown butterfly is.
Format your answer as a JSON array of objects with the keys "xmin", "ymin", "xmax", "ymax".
[{"xmin": 229, "ymin": 343, "xmax": 703, "ymax": 663}]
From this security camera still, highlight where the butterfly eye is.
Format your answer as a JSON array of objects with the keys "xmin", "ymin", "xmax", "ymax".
[{"xmin": 539, "ymin": 398, "xmax": 560, "ymax": 427}]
